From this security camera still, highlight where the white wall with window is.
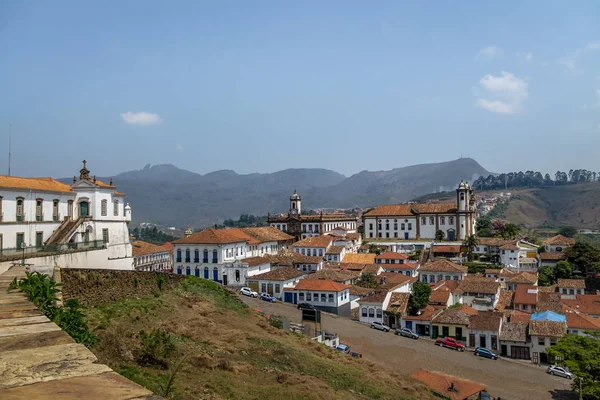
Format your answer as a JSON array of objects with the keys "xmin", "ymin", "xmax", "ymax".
[
  {"xmin": 292, "ymin": 246, "xmax": 328, "ymax": 257},
  {"xmin": 295, "ymin": 288, "xmax": 350, "ymax": 308},
  {"xmin": 419, "ymin": 271, "xmax": 466, "ymax": 283}
]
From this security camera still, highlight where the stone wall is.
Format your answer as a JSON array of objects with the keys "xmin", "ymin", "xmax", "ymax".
[{"xmin": 60, "ymin": 268, "xmax": 185, "ymax": 306}]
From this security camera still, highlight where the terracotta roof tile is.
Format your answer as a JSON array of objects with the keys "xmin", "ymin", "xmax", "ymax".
[
  {"xmin": 384, "ymin": 261, "xmax": 419, "ymax": 270},
  {"xmin": 386, "ymin": 292, "xmax": 410, "ymax": 314},
  {"xmin": 429, "ymin": 287, "xmax": 451, "ymax": 304},
  {"xmin": 292, "ymin": 235, "xmax": 334, "ymax": 248},
  {"xmin": 378, "ymin": 272, "xmax": 413, "ymax": 287},
  {"xmin": 557, "ymin": 279, "xmax": 586, "ymax": 289},
  {"xmin": 346, "ymin": 233, "xmax": 361, "ymax": 241},
  {"xmin": 294, "ymin": 279, "xmax": 350, "ymax": 292},
  {"xmin": 430, "ymin": 280, "xmax": 461, "ymax": 293},
  {"xmin": 375, "ymin": 251, "xmax": 409, "ymax": 260},
  {"xmin": 173, "ymin": 228, "xmax": 252, "ymax": 245},
  {"xmin": 413, "ymin": 203, "xmax": 458, "ymax": 213},
  {"xmin": 537, "ymin": 292, "xmax": 563, "ymax": 314},
  {"xmin": 514, "ymin": 285, "xmax": 538, "ymax": 305},
  {"xmin": 539, "ymin": 252, "xmax": 567, "ymax": 261},
  {"xmin": 161, "ymin": 242, "xmax": 174, "ymax": 254},
  {"xmin": 432, "ymin": 245, "xmax": 461, "ymax": 254},
  {"xmin": 562, "ymin": 305, "xmax": 600, "ymax": 330},
  {"xmin": 132, "ymin": 240, "xmax": 170, "ymax": 257},
  {"xmin": 562, "ymin": 294, "xmax": 600, "ymax": 315},
  {"xmin": 500, "ymin": 322, "xmax": 528, "ymax": 342},
  {"xmin": 240, "ymin": 256, "xmax": 270, "ymax": 267},
  {"xmin": 495, "ymin": 290, "xmax": 515, "ymax": 311},
  {"xmin": 362, "ymin": 264, "xmax": 383, "ymax": 275},
  {"xmin": 263, "ymin": 252, "xmax": 322, "ymax": 267},
  {"xmin": 349, "ymin": 285, "xmax": 376, "ymax": 297},
  {"xmin": 420, "ymin": 259, "xmax": 468, "ymax": 273},
  {"xmin": 432, "ymin": 305, "xmax": 477, "ymax": 325},
  {"xmin": 359, "ymin": 290, "xmax": 390, "ymax": 304},
  {"xmin": 529, "ymin": 320, "xmax": 566, "ymax": 337},
  {"xmin": 403, "ymin": 305, "xmax": 439, "ymax": 321},
  {"xmin": 410, "ymin": 369, "xmax": 485, "ymax": 400},
  {"xmin": 364, "ymin": 204, "xmax": 413, "ymax": 217},
  {"xmin": 506, "ymin": 272, "xmax": 538, "ymax": 284},
  {"xmin": 469, "ymin": 311, "xmax": 503, "ymax": 331},
  {"xmin": 339, "ymin": 262, "xmax": 368, "ymax": 271},
  {"xmin": 456, "ymin": 277, "xmax": 499, "ymax": 295},
  {"xmin": 240, "ymin": 227, "xmax": 294, "ymax": 243},
  {"xmin": 342, "ymin": 253, "xmax": 376, "ymax": 264},
  {"xmin": 509, "ymin": 310, "xmax": 532, "ymax": 323},
  {"xmin": 499, "ymin": 243, "xmax": 520, "ymax": 250},
  {"xmin": 544, "ymin": 235, "xmax": 576, "ymax": 246},
  {"xmin": 0, "ymin": 175, "xmax": 73, "ymax": 193},
  {"xmin": 306, "ymin": 269, "xmax": 359, "ymax": 283},
  {"xmin": 249, "ymin": 267, "xmax": 305, "ymax": 281},
  {"xmin": 325, "ymin": 245, "xmax": 345, "ymax": 255},
  {"xmin": 476, "ymin": 238, "xmax": 516, "ymax": 247}
]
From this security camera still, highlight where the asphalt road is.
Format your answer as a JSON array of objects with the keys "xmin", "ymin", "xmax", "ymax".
[{"xmin": 241, "ymin": 296, "xmax": 575, "ymax": 400}]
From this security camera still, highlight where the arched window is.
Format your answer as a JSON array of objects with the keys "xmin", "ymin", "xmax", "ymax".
[
  {"xmin": 113, "ymin": 200, "xmax": 119, "ymax": 216},
  {"xmin": 53, "ymin": 199, "xmax": 59, "ymax": 221},
  {"xmin": 101, "ymin": 200, "xmax": 107, "ymax": 216},
  {"xmin": 36, "ymin": 199, "xmax": 43, "ymax": 221},
  {"xmin": 185, "ymin": 249, "xmax": 190, "ymax": 262},
  {"xmin": 176, "ymin": 249, "xmax": 182, "ymax": 262},
  {"xmin": 204, "ymin": 266, "xmax": 209, "ymax": 279},
  {"xmin": 203, "ymin": 249, "xmax": 208, "ymax": 263},
  {"xmin": 194, "ymin": 249, "xmax": 200, "ymax": 262},
  {"xmin": 194, "ymin": 267, "xmax": 200, "ymax": 277},
  {"xmin": 186, "ymin": 266, "xmax": 191, "ymax": 276},
  {"xmin": 235, "ymin": 269, "xmax": 240, "ymax": 282},
  {"xmin": 212, "ymin": 250, "xmax": 218, "ymax": 263},
  {"xmin": 177, "ymin": 266, "xmax": 182, "ymax": 274}
]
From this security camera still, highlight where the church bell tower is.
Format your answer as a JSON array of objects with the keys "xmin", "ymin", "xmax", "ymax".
[{"xmin": 289, "ymin": 189, "xmax": 302, "ymax": 216}]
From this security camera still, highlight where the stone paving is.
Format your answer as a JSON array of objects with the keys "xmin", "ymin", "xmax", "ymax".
[{"xmin": 0, "ymin": 266, "xmax": 158, "ymax": 400}]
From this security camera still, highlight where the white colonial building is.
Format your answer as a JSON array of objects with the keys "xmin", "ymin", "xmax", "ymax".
[
  {"xmin": 171, "ymin": 226, "xmax": 293, "ymax": 285},
  {"xmin": 0, "ymin": 161, "xmax": 133, "ymax": 272},
  {"xmin": 132, "ymin": 240, "xmax": 171, "ymax": 272},
  {"xmin": 362, "ymin": 181, "xmax": 476, "ymax": 241},
  {"xmin": 268, "ymin": 190, "xmax": 358, "ymax": 242}
]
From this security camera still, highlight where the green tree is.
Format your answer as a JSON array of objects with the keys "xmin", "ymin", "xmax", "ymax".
[
  {"xmin": 555, "ymin": 261, "xmax": 573, "ymax": 280},
  {"xmin": 566, "ymin": 242, "xmax": 600, "ymax": 275},
  {"xmin": 559, "ymin": 226, "xmax": 578, "ymax": 238},
  {"xmin": 504, "ymin": 223, "xmax": 521, "ymax": 239},
  {"xmin": 546, "ymin": 332, "xmax": 600, "ymax": 400},
  {"xmin": 463, "ymin": 235, "xmax": 479, "ymax": 261},
  {"xmin": 355, "ymin": 273, "xmax": 380, "ymax": 289},
  {"xmin": 538, "ymin": 265, "xmax": 557, "ymax": 286},
  {"xmin": 408, "ymin": 281, "xmax": 432, "ymax": 314},
  {"xmin": 435, "ymin": 230, "xmax": 445, "ymax": 242}
]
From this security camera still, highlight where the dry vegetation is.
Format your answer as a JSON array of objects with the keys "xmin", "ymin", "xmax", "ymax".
[{"xmin": 84, "ymin": 277, "xmax": 433, "ymax": 400}]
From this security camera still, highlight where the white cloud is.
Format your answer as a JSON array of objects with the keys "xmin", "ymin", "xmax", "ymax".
[
  {"xmin": 525, "ymin": 52, "xmax": 533, "ymax": 62},
  {"xmin": 476, "ymin": 46, "xmax": 503, "ymax": 60},
  {"xmin": 120, "ymin": 111, "xmax": 162, "ymax": 126},
  {"xmin": 558, "ymin": 42, "xmax": 600, "ymax": 73},
  {"xmin": 474, "ymin": 71, "xmax": 528, "ymax": 114}
]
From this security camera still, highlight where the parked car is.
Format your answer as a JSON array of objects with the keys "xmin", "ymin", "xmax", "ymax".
[
  {"xmin": 370, "ymin": 321, "xmax": 390, "ymax": 332},
  {"xmin": 336, "ymin": 344, "xmax": 351, "ymax": 354},
  {"xmin": 547, "ymin": 365, "xmax": 573, "ymax": 379},
  {"xmin": 240, "ymin": 287, "xmax": 258, "ymax": 297},
  {"xmin": 435, "ymin": 337, "xmax": 465, "ymax": 351},
  {"xmin": 260, "ymin": 293, "xmax": 276, "ymax": 302},
  {"xmin": 474, "ymin": 347, "xmax": 498, "ymax": 360},
  {"xmin": 297, "ymin": 303, "xmax": 316, "ymax": 310},
  {"xmin": 395, "ymin": 328, "xmax": 419, "ymax": 339}
]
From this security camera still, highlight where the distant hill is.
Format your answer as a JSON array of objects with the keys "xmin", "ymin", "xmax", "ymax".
[
  {"xmin": 414, "ymin": 182, "xmax": 600, "ymax": 229},
  {"xmin": 62, "ymin": 158, "xmax": 490, "ymax": 228}
]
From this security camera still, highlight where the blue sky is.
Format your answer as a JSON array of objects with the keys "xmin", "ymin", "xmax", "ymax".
[{"xmin": 1, "ymin": 1, "xmax": 599, "ymax": 178}]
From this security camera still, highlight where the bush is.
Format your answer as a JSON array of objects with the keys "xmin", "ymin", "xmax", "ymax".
[
  {"xmin": 136, "ymin": 328, "xmax": 176, "ymax": 368},
  {"xmin": 7, "ymin": 272, "xmax": 97, "ymax": 347},
  {"xmin": 267, "ymin": 315, "xmax": 283, "ymax": 329}
]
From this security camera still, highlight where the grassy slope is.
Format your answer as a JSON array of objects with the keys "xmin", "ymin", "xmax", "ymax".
[{"xmin": 84, "ymin": 278, "xmax": 433, "ymax": 400}]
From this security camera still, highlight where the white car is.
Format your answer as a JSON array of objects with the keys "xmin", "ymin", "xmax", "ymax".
[
  {"xmin": 547, "ymin": 365, "xmax": 573, "ymax": 379},
  {"xmin": 240, "ymin": 287, "xmax": 258, "ymax": 297},
  {"xmin": 370, "ymin": 321, "xmax": 391, "ymax": 332}
]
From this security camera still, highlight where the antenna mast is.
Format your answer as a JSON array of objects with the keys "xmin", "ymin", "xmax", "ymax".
[{"xmin": 8, "ymin": 123, "xmax": 11, "ymax": 176}]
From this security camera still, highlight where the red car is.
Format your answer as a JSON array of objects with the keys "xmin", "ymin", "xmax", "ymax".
[{"xmin": 435, "ymin": 337, "xmax": 465, "ymax": 351}]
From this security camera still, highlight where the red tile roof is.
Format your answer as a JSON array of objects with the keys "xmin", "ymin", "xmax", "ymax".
[
  {"xmin": 249, "ymin": 267, "xmax": 305, "ymax": 281},
  {"xmin": 429, "ymin": 287, "xmax": 451, "ymax": 304},
  {"xmin": 292, "ymin": 235, "xmax": 334, "ymax": 248},
  {"xmin": 562, "ymin": 305, "xmax": 600, "ymax": 330},
  {"xmin": 509, "ymin": 310, "xmax": 532, "ymax": 323},
  {"xmin": 294, "ymin": 279, "xmax": 350, "ymax": 292},
  {"xmin": 514, "ymin": 285, "xmax": 538, "ymax": 305},
  {"xmin": 495, "ymin": 290, "xmax": 515, "ymax": 311},
  {"xmin": 378, "ymin": 272, "xmax": 413, "ymax": 287},
  {"xmin": 240, "ymin": 226, "xmax": 294, "ymax": 242},
  {"xmin": 240, "ymin": 256, "xmax": 271, "ymax": 267},
  {"xmin": 173, "ymin": 228, "xmax": 253, "ymax": 245},
  {"xmin": 455, "ymin": 277, "xmax": 499, "ymax": 295},
  {"xmin": 539, "ymin": 252, "xmax": 567, "ymax": 261},
  {"xmin": 529, "ymin": 320, "xmax": 566, "ymax": 337},
  {"xmin": 557, "ymin": 279, "xmax": 586, "ymax": 289},
  {"xmin": 306, "ymin": 269, "xmax": 359, "ymax": 283},
  {"xmin": 544, "ymin": 235, "xmax": 576, "ymax": 246},
  {"xmin": 387, "ymin": 292, "xmax": 410, "ymax": 314},
  {"xmin": 432, "ymin": 245, "xmax": 461, "ymax": 254},
  {"xmin": 562, "ymin": 294, "xmax": 600, "ymax": 315},
  {"xmin": 420, "ymin": 259, "xmax": 468, "ymax": 273},
  {"xmin": 132, "ymin": 240, "xmax": 170, "ymax": 257},
  {"xmin": 325, "ymin": 245, "xmax": 345, "ymax": 255},
  {"xmin": 469, "ymin": 311, "xmax": 503, "ymax": 331},
  {"xmin": 342, "ymin": 253, "xmax": 376, "ymax": 264},
  {"xmin": 413, "ymin": 203, "xmax": 458, "ymax": 213},
  {"xmin": 403, "ymin": 305, "xmax": 439, "ymax": 321},
  {"xmin": 363, "ymin": 204, "xmax": 413, "ymax": 217},
  {"xmin": 0, "ymin": 175, "xmax": 73, "ymax": 193},
  {"xmin": 410, "ymin": 369, "xmax": 485, "ymax": 400},
  {"xmin": 375, "ymin": 251, "xmax": 409, "ymax": 260}
]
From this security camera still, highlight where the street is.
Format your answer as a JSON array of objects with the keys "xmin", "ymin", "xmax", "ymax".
[{"xmin": 241, "ymin": 296, "xmax": 575, "ymax": 400}]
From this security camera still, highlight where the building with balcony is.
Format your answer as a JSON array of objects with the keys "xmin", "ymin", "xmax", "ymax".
[{"xmin": 0, "ymin": 161, "xmax": 133, "ymax": 273}]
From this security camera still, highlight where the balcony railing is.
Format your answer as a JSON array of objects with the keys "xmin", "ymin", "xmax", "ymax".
[
  {"xmin": 17, "ymin": 214, "xmax": 25, "ymax": 222},
  {"xmin": 185, "ymin": 258, "xmax": 191, "ymax": 263},
  {"xmin": 0, "ymin": 240, "xmax": 107, "ymax": 262},
  {"xmin": 36, "ymin": 214, "xmax": 44, "ymax": 222}
]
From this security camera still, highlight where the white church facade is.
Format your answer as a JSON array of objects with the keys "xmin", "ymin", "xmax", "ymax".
[
  {"xmin": 362, "ymin": 181, "xmax": 477, "ymax": 241},
  {"xmin": 0, "ymin": 161, "xmax": 133, "ymax": 272}
]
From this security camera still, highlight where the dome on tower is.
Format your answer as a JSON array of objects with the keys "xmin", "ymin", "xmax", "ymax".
[
  {"xmin": 290, "ymin": 189, "xmax": 300, "ymax": 200},
  {"xmin": 458, "ymin": 180, "xmax": 467, "ymax": 189}
]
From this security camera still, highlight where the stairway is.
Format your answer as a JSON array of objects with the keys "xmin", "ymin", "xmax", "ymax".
[{"xmin": 45, "ymin": 218, "xmax": 85, "ymax": 246}]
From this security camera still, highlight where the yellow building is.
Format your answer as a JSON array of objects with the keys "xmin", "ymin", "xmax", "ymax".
[{"xmin": 431, "ymin": 304, "xmax": 478, "ymax": 342}]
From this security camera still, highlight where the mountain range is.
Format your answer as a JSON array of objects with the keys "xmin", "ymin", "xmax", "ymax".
[{"xmin": 65, "ymin": 158, "xmax": 490, "ymax": 228}]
